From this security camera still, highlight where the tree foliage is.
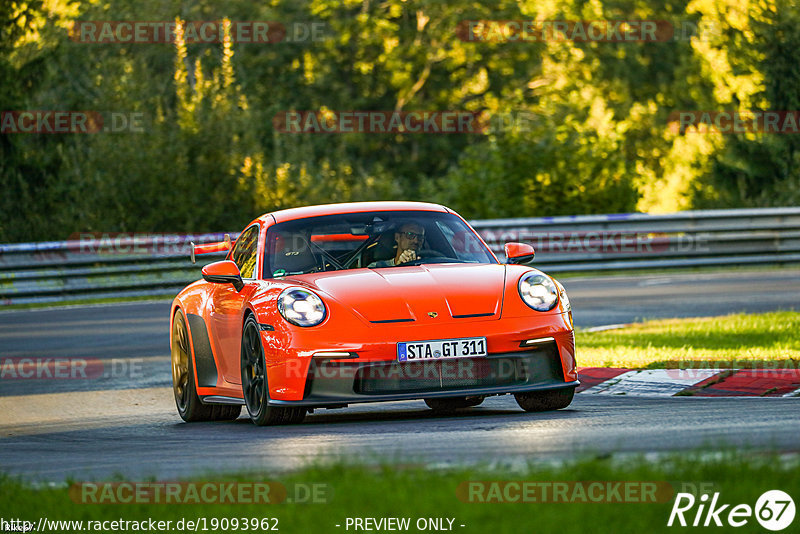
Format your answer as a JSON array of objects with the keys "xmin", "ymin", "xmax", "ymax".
[{"xmin": 1, "ymin": 0, "xmax": 798, "ymax": 242}]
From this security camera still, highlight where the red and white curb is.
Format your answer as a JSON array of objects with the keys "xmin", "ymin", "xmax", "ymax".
[{"xmin": 576, "ymin": 368, "xmax": 800, "ymax": 397}]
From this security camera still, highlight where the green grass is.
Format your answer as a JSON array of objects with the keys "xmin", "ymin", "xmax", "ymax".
[
  {"xmin": 576, "ymin": 311, "xmax": 800, "ymax": 369},
  {"xmin": 1, "ymin": 454, "xmax": 796, "ymax": 534}
]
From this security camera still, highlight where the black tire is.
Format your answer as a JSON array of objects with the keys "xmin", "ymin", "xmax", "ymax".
[
  {"xmin": 171, "ymin": 309, "xmax": 241, "ymax": 422},
  {"xmin": 514, "ymin": 388, "xmax": 575, "ymax": 412},
  {"xmin": 241, "ymin": 316, "xmax": 306, "ymax": 426},
  {"xmin": 424, "ymin": 396, "xmax": 484, "ymax": 413}
]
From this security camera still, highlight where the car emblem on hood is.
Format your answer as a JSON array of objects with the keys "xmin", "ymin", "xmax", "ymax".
[{"xmin": 428, "ymin": 312, "xmax": 438, "ymax": 318}]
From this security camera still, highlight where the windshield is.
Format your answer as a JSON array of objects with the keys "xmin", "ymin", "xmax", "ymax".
[{"xmin": 263, "ymin": 210, "xmax": 496, "ymax": 278}]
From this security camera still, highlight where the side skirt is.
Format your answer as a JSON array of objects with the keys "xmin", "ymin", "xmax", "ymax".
[{"xmin": 199, "ymin": 395, "xmax": 245, "ymax": 406}]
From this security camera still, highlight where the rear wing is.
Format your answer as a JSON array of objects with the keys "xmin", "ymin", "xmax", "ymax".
[{"xmin": 191, "ymin": 234, "xmax": 233, "ymax": 264}]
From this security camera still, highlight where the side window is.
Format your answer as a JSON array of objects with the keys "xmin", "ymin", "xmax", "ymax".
[{"xmin": 230, "ymin": 225, "xmax": 260, "ymax": 279}]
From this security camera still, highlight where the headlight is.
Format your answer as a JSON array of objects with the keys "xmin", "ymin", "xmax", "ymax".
[
  {"xmin": 518, "ymin": 272, "xmax": 558, "ymax": 311},
  {"xmin": 277, "ymin": 288, "xmax": 327, "ymax": 327}
]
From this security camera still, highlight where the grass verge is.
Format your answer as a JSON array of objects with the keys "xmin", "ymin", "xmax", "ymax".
[
  {"xmin": 1, "ymin": 454, "xmax": 797, "ymax": 534},
  {"xmin": 576, "ymin": 311, "xmax": 800, "ymax": 369}
]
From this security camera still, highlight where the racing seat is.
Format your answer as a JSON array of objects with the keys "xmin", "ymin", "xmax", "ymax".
[
  {"xmin": 363, "ymin": 231, "xmax": 398, "ymax": 267},
  {"xmin": 269, "ymin": 233, "xmax": 319, "ymax": 275}
]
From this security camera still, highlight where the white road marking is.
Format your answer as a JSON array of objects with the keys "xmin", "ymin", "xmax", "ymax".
[
  {"xmin": 582, "ymin": 369, "xmax": 720, "ymax": 396},
  {"xmin": 637, "ymin": 278, "xmax": 675, "ymax": 287},
  {"xmin": 582, "ymin": 323, "xmax": 630, "ymax": 333},
  {"xmin": 782, "ymin": 386, "xmax": 800, "ymax": 398}
]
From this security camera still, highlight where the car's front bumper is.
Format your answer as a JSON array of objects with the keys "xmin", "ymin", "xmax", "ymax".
[
  {"xmin": 263, "ymin": 311, "xmax": 577, "ymax": 402},
  {"xmin": 267, "ymin": 339, "xmax": 578, "ymax": 407}
]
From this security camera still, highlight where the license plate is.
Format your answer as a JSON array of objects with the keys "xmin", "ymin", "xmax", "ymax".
[{"xmin": 397, "ymin": 337, "xmax": 487, "ymax": 362}]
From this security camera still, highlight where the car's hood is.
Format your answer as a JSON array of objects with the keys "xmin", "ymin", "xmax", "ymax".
[{"xmin": 292, "ymin": 264, "xmax": 507, "ymax": 323}]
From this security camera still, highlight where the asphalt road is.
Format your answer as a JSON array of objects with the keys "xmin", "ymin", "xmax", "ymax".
[
  {"xmin": 0, "ymin": 268, "xmax": 798, "ymax": 481},
  {"xmin": 1, "ymin": 392, "xmax": 798, "ymax": 482},
  {"xmin": 568, "ymin": 268, "xmax": 800, "ymax": 327}
]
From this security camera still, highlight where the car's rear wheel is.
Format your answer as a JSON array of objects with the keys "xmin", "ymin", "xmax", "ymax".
[
  {"xmin": 241, "ymin": 316, "xmax": 306, "ymax": 426},
  {"xmin": 514, "ymin": 388, "xmax": 575, "ymax": 412},
  {"xmin": 424, "ymin": 396, "xmax": 484, "ymax": 413},
  {"xmin": 172, "ymin": 309, "xmax": 241, "ymax": 422}
]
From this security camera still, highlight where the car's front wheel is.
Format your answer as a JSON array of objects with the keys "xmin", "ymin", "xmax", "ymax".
[
  {"xmin": 172, "ymin": 309, "xmax": 241, "ymax": 422},
  {"xmin": 241, "ymin": 316, "xmax": 306, "ymax": 426},
  {"xmin": 514, "ymin": 388, "xmax": 575, "ymax": 412},
  {"xmin": 424, "ymin": 396, "xmax": 484, "ymax": 413}
]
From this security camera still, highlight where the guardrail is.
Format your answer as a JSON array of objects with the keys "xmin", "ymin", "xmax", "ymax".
[{"xmin": 1, "ymin": 207, "xmax": 799, "ymax": 305}]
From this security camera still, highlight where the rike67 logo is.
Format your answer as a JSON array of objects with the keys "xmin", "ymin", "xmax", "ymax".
[{"xmin": 668, "ymin": 490, "xmax": 795, "ymax": 531}]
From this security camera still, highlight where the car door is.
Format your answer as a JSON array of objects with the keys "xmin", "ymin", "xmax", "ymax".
[{"xmin": 208, "ymin": 224, "xmax": 261, "ymax": 385}]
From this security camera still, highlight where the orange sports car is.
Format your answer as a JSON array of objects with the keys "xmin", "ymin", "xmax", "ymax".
[{"xmin": 170, "ymin": 201, "xmax": 577, "ymax": 425}]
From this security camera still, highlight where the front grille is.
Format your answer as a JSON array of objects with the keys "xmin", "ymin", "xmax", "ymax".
[
  {"xmin": 302, "ymin": 343, "xmax": 565, "ymax": 400},
  {"xmin": 353, "ymin": 356, "xmax": 529, "ymax": 395}
]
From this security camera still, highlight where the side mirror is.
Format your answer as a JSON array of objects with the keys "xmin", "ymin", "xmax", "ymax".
[
  {"xmin": 504, "ymin": 242, "xmax": 535, "ymax": 265},
  {"xmin": 202, "ymin": 260, "xmax": 244, "ymax": 291}
]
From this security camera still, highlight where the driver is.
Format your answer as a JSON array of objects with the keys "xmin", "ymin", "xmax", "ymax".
[{"xmin": 369, "ymin": 222, "xmax": 426, "ymax": 267}]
